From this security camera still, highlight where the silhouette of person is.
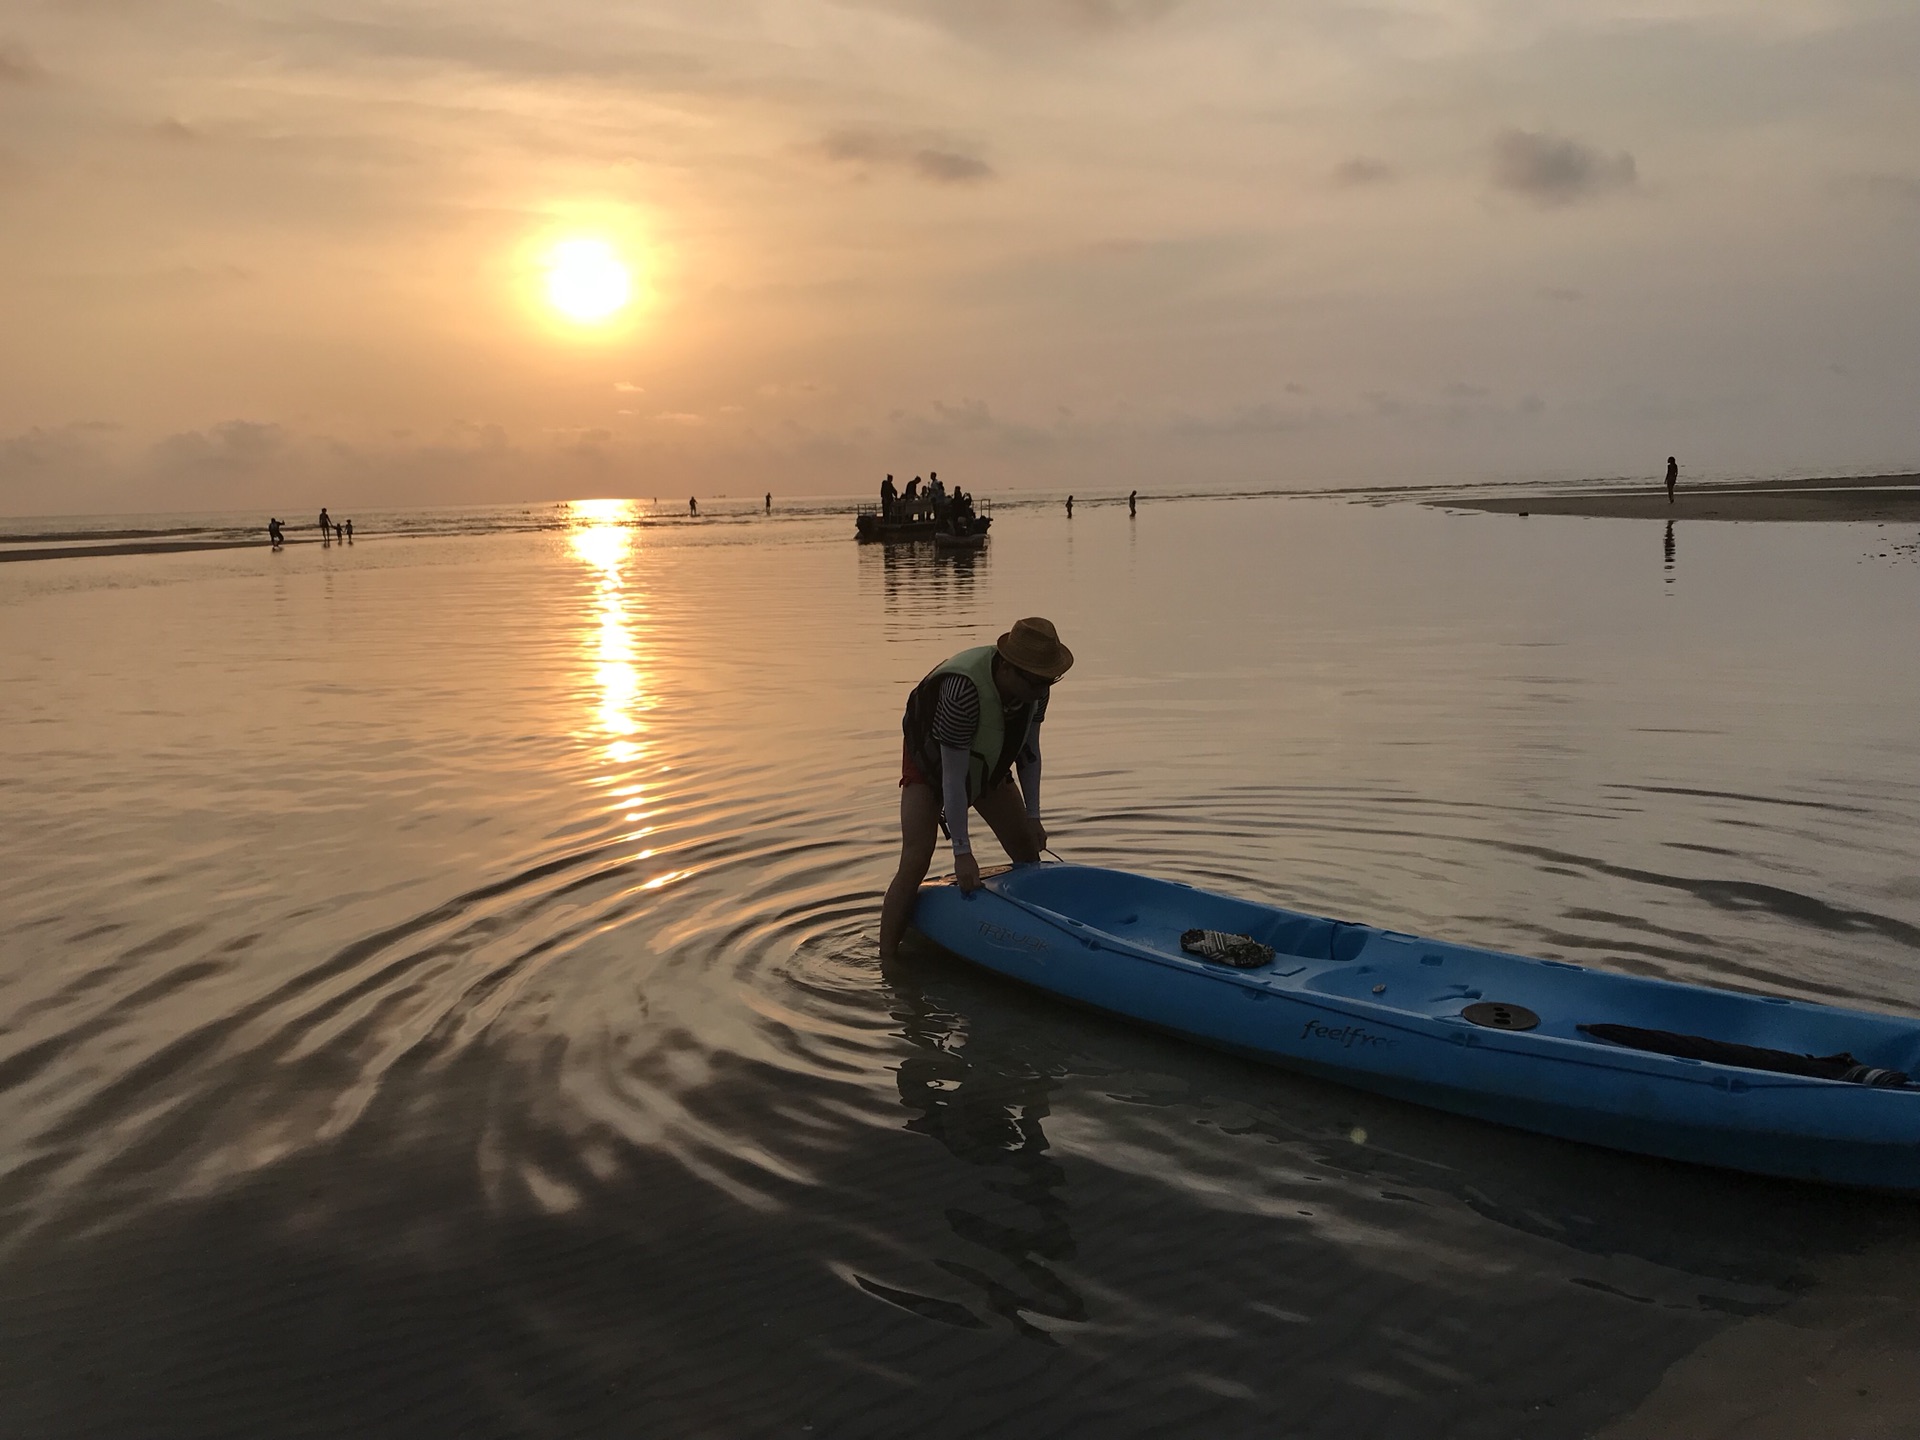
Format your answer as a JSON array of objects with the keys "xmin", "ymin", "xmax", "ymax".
[
  {"xmin": 765, "ymin": 492, "xmax": 771, "ymax": 513},
  {"xmin": 318, "ymin": 507, "xmax": 331, "ymax": 543},
  {"xmin": 879, "ymin": 616, "xmax": 1075, "ymax": 961},
  {"xmin": 333, "ymin": 522, "xmax": 342, "ymax": 543},
  {"xmin": 267, "ymin": 517, "xmax": 284, "ymax": 547},
  {"xmin": 1665, "ymin": 456, "xmax": 1678, "ymax": 504},
  {"xmin": 689, "ymin": 496, "xmax": 698, "ymax": 516},
  {"xmin": 1065, "ymin": 495, "xmax": 1073, "ymax": 516},
  {"xmin": 881, "ymin": 474, "xmax": 898, "ymax": 520},
  {"xmin": 344, "ymin": 519, "xmax": 353, "ymax": 542},
  {"xmin": 903, "ymin": 476, "xmax": 921, "ymax": 520},
  {"xmin": 1128, "ymin": 490, "xmax": 1137, "ymax": 517}
]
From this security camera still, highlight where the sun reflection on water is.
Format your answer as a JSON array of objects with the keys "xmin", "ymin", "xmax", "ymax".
[{"xmin": 567, "ymin": 499, "xmax": 651, "ymax": 770}]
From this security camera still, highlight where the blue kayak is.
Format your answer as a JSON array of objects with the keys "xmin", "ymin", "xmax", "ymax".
[{"xmin": 911, "ymin": 863, "xmax": 1920, "ymax": 1191}]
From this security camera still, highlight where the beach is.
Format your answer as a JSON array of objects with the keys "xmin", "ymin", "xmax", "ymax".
[
  {"xmin": 2, "ymin": 495, "xmax": 1918, "ymax": 1437},
  {"xmin": 1434, "ymin": 473, "xmax": 1920, "ymax": 522}
]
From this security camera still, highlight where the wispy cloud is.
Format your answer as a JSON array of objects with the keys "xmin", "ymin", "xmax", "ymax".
[
  {"xmin": 1331, "ymin": 156, "xmax": 1394, "ymax": 187},
  {"xmin": 1491, "ymin": 128, "xmax": 1635, "ymax": 207},
  {"xmin": 850, "ymin": 0, "xmax": 1183, "ymax": 44},
  {"xmin": 821, "ymin": 129, "xmax": 994, "ymax": 185},
  {"xmin": 0, "ymin": 40, "xmax": 45, "ymax": 85},
  {"xmin": 1830, "ymin": 172, "xmax": 1920, "ymax": 205}
]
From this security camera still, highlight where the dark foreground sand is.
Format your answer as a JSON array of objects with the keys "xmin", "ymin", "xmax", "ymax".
[
  {"xmin": 1436, "ymin": 473, "xmax": 1920, "ymax": 522},
  {"xmin": 1592, "ymin": 1236, "xmax": 1920, "ymax": 1440}
]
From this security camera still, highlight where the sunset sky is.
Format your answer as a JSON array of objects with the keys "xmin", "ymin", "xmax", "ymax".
[{"xmin": 2, "ymin": 0, "xmax": 1916, "ymax": 513}]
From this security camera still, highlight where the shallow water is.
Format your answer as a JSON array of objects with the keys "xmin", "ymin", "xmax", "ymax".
[{"xmin": 2, "ymin": 496, "xmax": 1918, "ymax": 1437}]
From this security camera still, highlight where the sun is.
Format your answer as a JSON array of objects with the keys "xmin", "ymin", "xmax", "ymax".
[{"xmin": 545, "ymin": 238, "xmax": 633, "ymax": 324}]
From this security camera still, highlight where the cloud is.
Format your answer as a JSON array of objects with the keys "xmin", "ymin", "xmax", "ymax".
[
  {"xmin": 821, "ymin": 129, "xmax": 994, "ymax": 185},
  {"xmin": 546, "ymin": 426, "xmax": 613, "ymax": 453},
  {"xmin": 150, "ymin": 117, "xmax": 200, "ymax": 143},
  {"xmin": 613, "ymin": 380, "xmax": 644, "ymax": 393},
  {"xmin": 0, "ymin": 40, "xmax": 45, "ymax": 84},
  {"xmin": 1829, "ymin": 172, "xmax": 1920, "ymax": 205},
  {"xmin": 0, "ymin": 420, "xmax": 118, "ymax": 472},
  {"xmin": 151, "ymin": 420, "xmax": 290, "ymax": 475},
  {"xmin": 887, "ymin": 398, "xmax": 1050, "ymax": 451},
  {"xmin": 849, "ymin": 0, "xmax": 1183, "ymax": 43},
  {"xmin": 268, "ymin": 14, "xmax": 705, "ymax": 86},
  {"xmin": 1491, "ymin": 128, "xmax": 1636, "ymax": 207},
  {"xmin": 1331, "ymin": 156, "xmax": 1395, "ymax": 187}
]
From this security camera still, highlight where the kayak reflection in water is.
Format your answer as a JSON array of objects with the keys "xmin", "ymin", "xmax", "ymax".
[{"xmin": 879, "ymin": 617, "xmax": 1074, "ymax": 961}]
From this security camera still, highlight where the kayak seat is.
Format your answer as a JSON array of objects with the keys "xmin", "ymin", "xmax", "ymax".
[{"xmin": 1244, "ymin": 917, "xmax": 1371, "ymax": 963}]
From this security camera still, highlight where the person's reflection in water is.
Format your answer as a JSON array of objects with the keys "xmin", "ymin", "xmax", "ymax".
[
  {"xmin": 1664, "ymin": 520, "xmax": 1676, "ymax": 583},
  {"xmin": 884, "ymin": 956, "xmax": 1087, "ymax": 1342}
]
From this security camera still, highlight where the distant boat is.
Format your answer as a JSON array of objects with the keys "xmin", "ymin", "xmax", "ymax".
[
  {"xmin": 912, "ymin": 862, "xmax": 1920, "ymax": 1191},
  {"xmin": 854, "ymin": 498, "xmax": 992, "ymax": 542}
]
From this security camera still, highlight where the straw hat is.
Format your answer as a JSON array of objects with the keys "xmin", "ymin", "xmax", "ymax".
[{"xmin": 996, "ymin": 617, "xmax": 1074, "ymax": 680}]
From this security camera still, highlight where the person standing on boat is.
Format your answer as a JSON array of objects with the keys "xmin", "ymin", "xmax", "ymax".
[
  {"xmin": 881, "ymin": 474, "xmax": 898, "ymax": 520},
  {"xmin": 879, "ymin": 618, "xmax": 1074, "ymax": 961},
  {"xmin": 902, "ymin": 476, "xmax": 921, "ymax": 521}
]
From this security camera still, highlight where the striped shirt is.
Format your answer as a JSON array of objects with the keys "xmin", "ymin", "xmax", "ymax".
[{"xmin": 931, "ymin": 673, "xmax": 1049, "ymax": 752}]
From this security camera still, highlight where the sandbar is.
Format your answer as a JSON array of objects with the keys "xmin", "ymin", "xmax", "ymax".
[
  {"xmin": 1433, "ymin": 473, "xmax": 1920, "ymax": 522},
  {"xmin": 0, "ymin": 538, "xmax": 304, "ymax": 563}
]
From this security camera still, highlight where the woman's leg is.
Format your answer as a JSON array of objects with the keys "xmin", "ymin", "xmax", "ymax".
[{"xmin": 879, "ymin": 783, "xmax": 942, "ymax": 960}]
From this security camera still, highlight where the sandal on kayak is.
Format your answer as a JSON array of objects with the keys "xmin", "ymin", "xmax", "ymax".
[{"xmin": 1180, "ymin": 929, "xmax": 1274, "ymax": 968}]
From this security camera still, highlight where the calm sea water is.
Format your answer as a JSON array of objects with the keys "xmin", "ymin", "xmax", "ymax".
[{"xmin": 2, "ymin": 495, "xmax": 1918, "ymax": 1437}]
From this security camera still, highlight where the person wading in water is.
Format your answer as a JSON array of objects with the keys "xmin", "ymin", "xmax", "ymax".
[{"xmin": 878, "ymin": 617, "xmax": 1074, "ymax": 961}]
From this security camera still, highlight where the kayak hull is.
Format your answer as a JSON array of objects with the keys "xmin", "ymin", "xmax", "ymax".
[{"xmin": 910, "ymin": 864, "xmax": 1920, "ymax": 1191}]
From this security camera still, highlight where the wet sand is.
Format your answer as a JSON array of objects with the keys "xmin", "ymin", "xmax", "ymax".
[
  {"xmin": 1593, "ymin": 1237, "xmax": 1920, "ymax": 1440},
  {"xmin": 1435, "ymin": 473, "xmax": 1920, "ymax": 522}
]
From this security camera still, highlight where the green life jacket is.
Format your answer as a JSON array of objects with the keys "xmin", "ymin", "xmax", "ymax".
[{"xmin": 911, "ymin": 645, "xmax": 1031, "ymax": 803}]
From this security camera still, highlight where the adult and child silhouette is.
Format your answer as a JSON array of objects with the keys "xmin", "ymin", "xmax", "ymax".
[{"xmin": 265, "ymin": 511, "xmax": 351, "ymax": 547}]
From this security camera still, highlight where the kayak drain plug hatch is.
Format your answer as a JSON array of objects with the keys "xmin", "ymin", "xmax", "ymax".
[{"xmin": 1463, "ymin": 1002, "xmax": 1540, "ymax": 1031}]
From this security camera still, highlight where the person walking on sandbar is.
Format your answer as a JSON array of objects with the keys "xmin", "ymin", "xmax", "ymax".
[
  {"xmin": 1665, "ymin": 456, "xmax": 1678, "ymax": 504},
  {"xmin": 318, "ymin": 506, "xmax": 331, "ymax": 543},
  {"xmin": 1128, "ymin": 490, "xmax": 1137, "ymax": 517},
  {"xmin": 878, "ymin": 617, "xmax": 1074, "ymax": 961}
]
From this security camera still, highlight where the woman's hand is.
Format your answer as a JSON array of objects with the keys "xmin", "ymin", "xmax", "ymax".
[{"xmin": 955, "ymin": 853, "xmax": 982, "ymax": 892}]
